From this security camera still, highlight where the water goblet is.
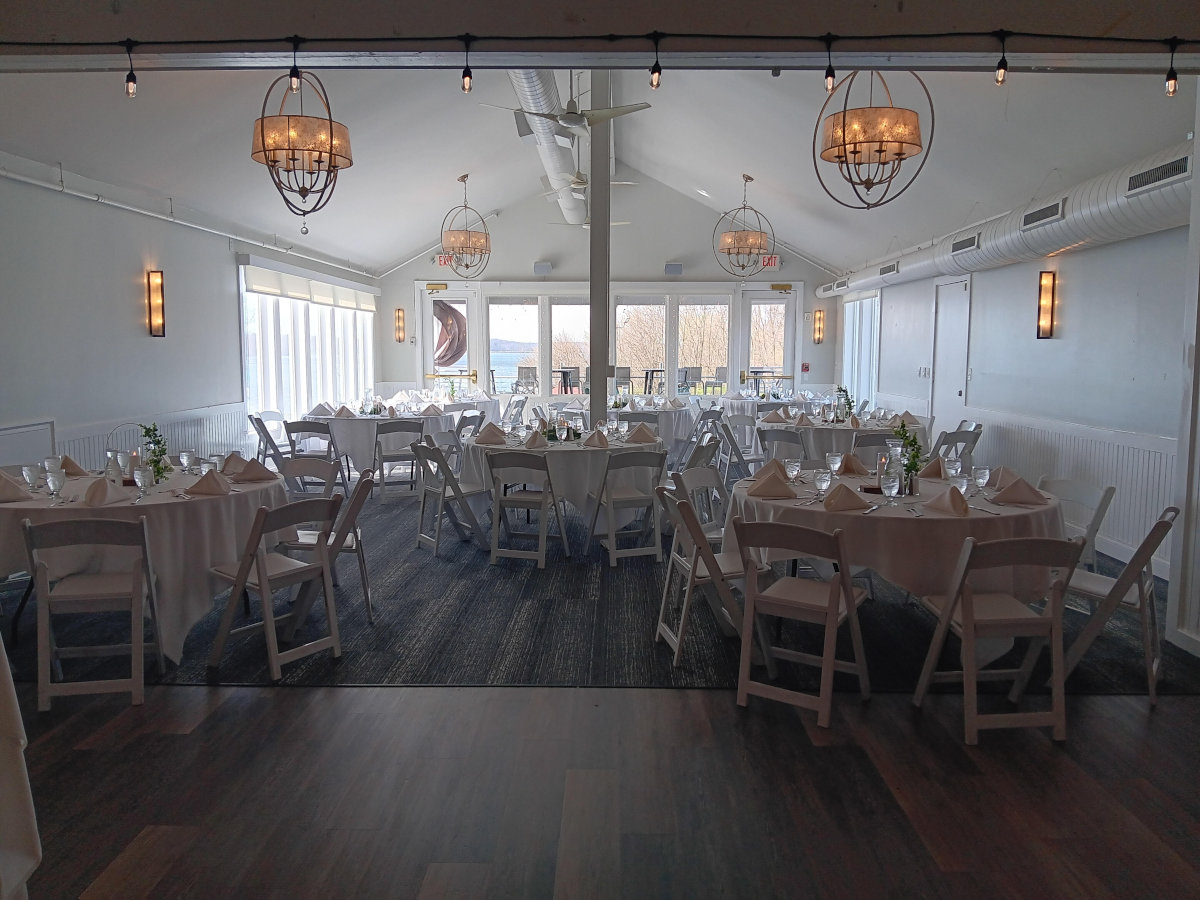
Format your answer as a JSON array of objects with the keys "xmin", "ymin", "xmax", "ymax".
[
  {"xmin": 133, "ymin": 465, "xmax": 153, "ymax": 500},
  {"xmin": 951, "ymin": 474, "xmax": 970, "ymax": 496},
  {"xmin": 572, "ymin": 417, "xmax": 584, "ymax": 434},
  {"xmin": 881, "ymin": 473, "xmax": 902, "ymax": 506},
  {"xmin": 555, "ymin": 424, "xmax": 568, "ymax": 442},
  {"xmin": 944, "ymin": 457, "xmax": 962, "ymax": 478},
  {"xmin": 43, "ymin": 455, "xmax": 62, "ymax": 473},
  {"xmin": 116, "ymin": 450, "xmax": 131, "ymax": 475},
  {"xmin": 618, "ymin": 420, "xmax": 630, "ymax": 439},
  {"xmin": 179, "ymin": 449, "xmax": 196, "ymax": 475},
  {"xmin": 199, "ymin": 460, "xmax": 216, "ymax": 476},
  {"xmin": 972, "ymin": 465, "xmax": 991, "ymax": 497},
  {"xmin": 825, "ymin": 452, "xmax": 844, "ymax": 477},
  {"xmin": 45, "ymin": 470, "xmax": 65, "ymax": 505},
  {"xmin": 784, "ymin": 460, "xmax": 802, "ymax": 484},
  {"xmin": 814, "ymin": 468, "xmax": 832, "ymax": 498},
  {"xmin": 22, "ymin": 465, "xmax": 39, "ymax": 492}
]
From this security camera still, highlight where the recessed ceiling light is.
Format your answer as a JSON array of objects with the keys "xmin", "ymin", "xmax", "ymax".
[{"xmin": 696, "ymin": 189, "xmax": 711, "ymax": 198}]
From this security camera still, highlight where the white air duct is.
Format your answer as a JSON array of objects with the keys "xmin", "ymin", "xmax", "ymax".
[
  {"xmin": 817, "ymin": 140, "xmax": 1193, "ymax": 297},
  {"xmin": 507, "ymin": 70, "xmax": 588, "ymax": 226}
]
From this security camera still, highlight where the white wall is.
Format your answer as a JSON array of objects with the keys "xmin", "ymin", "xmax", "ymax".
[
  {"xmin": 0, "ymin": 177, "xmax": 243, "ymax": 431},
  {"xmin": 376, "ymin": 164, "xmax": 837, "ymax": 385}
]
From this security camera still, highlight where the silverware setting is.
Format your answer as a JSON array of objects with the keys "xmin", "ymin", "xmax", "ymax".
[
  {"xmin": 861, "ymin": 504, "xmax": 881, "ymax": 515},
  {"xmin": 969, "ymin": 504, "xmax": 1000, "ymax": 515}
]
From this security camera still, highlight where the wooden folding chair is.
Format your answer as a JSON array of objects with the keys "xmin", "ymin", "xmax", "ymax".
[
  {"xmin": 413, "ymin": 441, "xmax": 490, "ymax": 557},
  {"xmin": 586, "ymin": 449, "xmax": 667, "ymax": 567},
  {"xmin": 486, "ymin": 450, "xmax": 570, "ymax": 569}
]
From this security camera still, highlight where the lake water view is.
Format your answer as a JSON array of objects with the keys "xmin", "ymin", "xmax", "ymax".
[{"xmin": 489, "ymin": 349, "xmax": 534, "ymax": 393}]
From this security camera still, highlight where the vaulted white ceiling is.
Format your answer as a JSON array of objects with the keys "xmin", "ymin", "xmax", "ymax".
[{"xmin": 0, "ymin": 62, "xmax": 1193, "ymax": 276}]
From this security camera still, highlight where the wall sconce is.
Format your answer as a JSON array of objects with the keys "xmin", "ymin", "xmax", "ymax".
[
  {"xmin": 394, "ymin": 308, "xmax": 405, "ymax": 342},
  {"xmin": 813, "ymin": 308, "xmax": 825, "ymax": 344},
  {"xmin": 146, "ymin": 270, "xmax": 165, "ymax": 336},
  {"xmin": 1037, "ymin": 271, "xmax": 1056, "ymax": 339}
]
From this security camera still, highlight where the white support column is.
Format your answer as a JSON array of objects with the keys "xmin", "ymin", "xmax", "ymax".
[{"xmin": 589, "ymin": 69, "xmax": 612, "ymax": 428}]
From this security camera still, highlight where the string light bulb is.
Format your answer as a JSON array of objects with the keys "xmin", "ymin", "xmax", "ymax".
[
  {"xmin": 460, "ymin": 35, "xmax": 473, "ymax": 94},
  {"xmin": 288, "ymin": 38, "xmax": 302, "ymax": 94},
  {"xmin": 649, "ymin": 33, "xmax": 663, "ymax": 90},
  {"xmin": 823, "ymin": 34, "xmax": 836, "ymax": 94},
  {"xmin": 122, "ymin": 39, "xmax": 137, "ymax": 99},
  {"xmin": 1165, "ymin": 38, "xmax": 1180, "ymax": 97},
  {"xmin": 995, "ymin": 31, "xmax": 1009, "ymax": 86}
]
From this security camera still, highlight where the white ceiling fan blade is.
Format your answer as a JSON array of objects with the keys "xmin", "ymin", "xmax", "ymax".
[
  {"xmin": 582, "ymin": 102, "xmax": 651, "ymax": 124},
  {"xmin": 478, "ymin": 102, "xmax": 520, "ymax": 112}
]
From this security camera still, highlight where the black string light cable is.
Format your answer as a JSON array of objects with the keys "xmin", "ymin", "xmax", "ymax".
[
  {"xmin": 1165, "ymin": 37, "xmax": 1181, "ymax": 96},
  {"xmin": 994, "ymin": 29, "xmax": 1010, "ymax": 85},
  {"xmin": 649, "ymin": 31, "xmax": 663, "ymax": 89},
  {"xmin": 121, "ymin": 38, "xmax": 137, "ymax": 98},
  {"xmin": 822, "ymin": 32, "xmax": 836, "ymax": 93},
  {"xmin": 460, "ymin": 34, "xmax": 473, "ymax": 93}
]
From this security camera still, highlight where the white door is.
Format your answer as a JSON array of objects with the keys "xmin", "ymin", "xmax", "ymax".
[{"xmin": 930, "ymin": 279, "xmax": 970, "ymax": 434}]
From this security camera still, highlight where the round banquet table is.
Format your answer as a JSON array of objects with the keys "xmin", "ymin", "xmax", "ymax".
[
  {"xmin": 443, "ymin": 398, "xmax": 502, "ymax": 425},
  {"xmin": 306, "ymin": 412, "xmax": 454, "ymax": 473},
  {"xmin": 723, "ymin": 474, "xmax": 1064, "ymax": 599},
  {"xmin": 572, "ymin": 405, "xmax": 696, "ymax": 461},
  {"xmin": 0, "ymin": 470, "xmax": 290, "ymax": 663},
  {"xmin": 755, "ymin": 420, "xmax": 930, "ymax": 460}
]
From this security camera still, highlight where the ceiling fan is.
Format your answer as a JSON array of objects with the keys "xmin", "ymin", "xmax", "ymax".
[
  {"xmin": 541, "ymin": 137, "xmax": 638, "ymax": 197},
  {"xmin": 482, "ymin": 70, "xmax": 650, "ymax": 137}
]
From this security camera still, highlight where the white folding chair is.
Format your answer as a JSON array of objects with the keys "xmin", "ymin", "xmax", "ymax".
[
  {"xmin": 716, "ymin": 421, "xmax": 758, "ymax": 484},
  {"xmin": 756, "ymin": 426, "xmax": 810, "ymax": 463},
  {"xmin": 373, "ymin": 419, "xmax": 425, "ymax": 499},
  {"xmin": 280, "ymin": 457, "xmax": 339, "ymax": 500},
  {"xmin": 501, "ymin": 395, "xmax": 527, "ymax": 426},
  {"xmin": 732, "ymin": 516, "xmax": 871, "ymax": 728},
  {"xmin": 912, "ymin": 536, "xmax": 1084, "ymax": 744},
  {"xmin": 930, "ymin": 429, "xmax": 982, "ymax": 471},
  {"xmin": 249, "ymin": 414, "xmax": 291, "ymax": 471},
  {"xmin": 285, "ymin": 420, "xmax": 349, "ymax": 492},
  {"xmin": 22, "ymin": 516, "xmax": 164, "ymax": 710},
  {"xmin": 678, "ymin": 432, "xmax": 721, "ymax": 473},
  {"xmin": 428, "ymin": 430, "xmax": 464, "ymax": 474},
  {"xmin": 413, "ymin": 440, "xmax": 490, "ymax": 557},
  {"xmin": 207, "ymin": 495, "xmax": 344, "ymax": 682},
  {"xmin": 671, "ymin": 466, "xmax": 728, "ymax": 546},
  {"xmin": 283, "ymin": 473, "xmax": 377, "ymax": 624},
  {"xmin": 487, "ymin": 450, "xmax": 570, "ymax": 568},
  {"xmin": 1036, "ymin": 476, "xmax": 1115, "ymax": 574},
  {"xmin": 850, "ymin": 431, "xmax": 894, "ymax": 468},
  {"xmin": 586, "ymin": 449, "xmax": 667, "ymax": 567},
  {"xmin": 455, "ymin": 409, "xmax": 486, "ymax": 441}
]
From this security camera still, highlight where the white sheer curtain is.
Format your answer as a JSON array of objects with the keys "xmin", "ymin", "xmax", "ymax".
[{"xmin": 242, "ymin": 291, "xmax": 375, "ymax": 421}]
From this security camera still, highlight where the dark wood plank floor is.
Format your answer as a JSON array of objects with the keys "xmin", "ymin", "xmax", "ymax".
[{"xmin": 14, "ymin": 683, "xmax": 1200, "ymax": 898}]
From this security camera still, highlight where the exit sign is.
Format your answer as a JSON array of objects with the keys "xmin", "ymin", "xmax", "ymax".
[
  {"xmin": 761, "ymin": 255, "xmax": 780, "ymax": 270},
  {"xmin": 437, "ymin": 254, "xmax": 455, "ymax": 267}
]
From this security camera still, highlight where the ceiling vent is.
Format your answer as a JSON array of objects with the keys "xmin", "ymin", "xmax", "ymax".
[
  {"xmin": 878, "ymin": 262, "xmax": 898, "ymax": 277},
  {"xmin": 834, "ymin": 279, "xmax": 849, "ymax": 290},
  {"xmin": 951, "ymin": 234, "xmax": 980, "ymax": 254},
  {"xmin": 1126, "ymin": 155, "xmax": 1190, "ymax": 196},
  {"xmin": 1021, "ymin": 199, "xmax": 1066, "ymax": 230}
]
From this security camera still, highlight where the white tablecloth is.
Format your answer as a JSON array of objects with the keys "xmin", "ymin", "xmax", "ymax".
[
  {"xmin": 443, "ymin": 399, "xmax": 502, "ymax": 425},
  {"xmin": 0, "ymin": 471, "xmax": 290, "ymax": 663},
  {"xmin": 724, "ymin": 474, "xmax": 1064, "ymax": 598},
  {"xmin": 572, "ymin": 406, "xmax": 696, "ymax": 460},
  {"xmin": 306, "ymin": 414, "xmax": 454, "ymax": 472},
  {"xmin": 0, "ymin": 640, "xmax": 39, "ymax": 900}
]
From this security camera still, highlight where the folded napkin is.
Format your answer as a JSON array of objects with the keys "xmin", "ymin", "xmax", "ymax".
[
  {"xmin": 308, "ymin": 402, "xmax": 335, "ymax": 416},
  {"xmin": 746, "ymin": 471, "xmax": 795, "ymax": 499},
  {"xmin": 918, "ymin": 457, "xmax": 946, "ymax": 479},
  {"xmin": 421, "ymin": 404, "xmax": 443, "ymax": 417},
  {"xmin": 475, "ymin": 423, "xmax": 507, "ymax": 445},
  {"xmin": 84, "ymin": 478, "xmax": 132, "ymax": 506},
  {"xmin": 626, "ymin": 423, "xmax": 658, "ymax": 444},
  {"xmin": 221, "ymin": 451, "xmax": 248, "ymax": 476},
  {"xmin": 524, "ymin": 431, "xmax": 549, "ymax": 449},
  {"xmin": 189, "ymin": 470, "xmax": 231, "ymax": 496},
  {"xmin": 753, "ymin": 458, "xmax": 788, "ymax": 483},
  {"xmin": 669, "ymin": 397, "xmax": 686, "ymax": 409},
  {"xmin": 335, "ymin": 405, "xmax": 357, "ymax": 418},
  {"xmin": 760, "ymin": 409, "xmax": 787, "ymax": 424},
  {"xmin": 229, "ymin": 458, "xmax": 276, "ymax": 482},
  {"xmin": 900, "ymin": 411, "xmax": 921, "ymax": 426},
  {"xmin": 0, "ymin": 476, "xmax": 33, "ymax": 502},
  {"xmin": 566, "ymin": 398, "xmax": 586, "ymax": 410},
  {"xmin": 60, "ymin": 454, "xmax": 89, "ymax": 477},
  {"xmin": 841, "ymin": 454, "xmax": 870, "ymax": 476},
  {"xmin": 886, "ymin": 414, "xmax": 903, "ymax": 428},
  {"xmin": 823, "ymin": 482, "xmax": 871, "ymax": 511},
  {"xmin": 583, "ymin": 429, "xmax": 609, "ymax": 448},
  {"xmin": 991, "ymin": 477, "xmax": 1047, "ymax": 506},
  {"xmin": 848, "ymin": 415, "xmax": 861, "ymax": 429},
  {"xmin": 535, "ymin": 417, "xmax": 549, "ymax": 432},
  {"xmin": 794, "ymin": 413, "xmax": 815, "ymax": 426},
  {"xmin": 987, "ymin": 466, "xmax": 1021, "ymax": 490},
  {"xmin": 924, "ymin": 485, "xmax": 969, "ymax": 516}
]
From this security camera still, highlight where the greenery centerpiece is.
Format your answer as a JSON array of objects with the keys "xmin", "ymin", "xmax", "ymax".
[
  {"xmin": 610, "ymin": 396, "xmax": 629, "ymax": 409},
  {"xmin": 891, "ymin": 421, "xmax": 925, "ymax": 493},
  {"xmin": 139, "ymin": 423, "xmax": 173, "ymax": 482},
  {"xmin": 360, "ymin": 396, "xmax": 385, "ymax": 415},
  {"xmin": 836, "ymin": 384, "xmax": 854, "ymax": 421}
]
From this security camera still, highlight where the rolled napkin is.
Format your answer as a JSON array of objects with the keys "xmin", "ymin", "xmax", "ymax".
[
  {"xmin": 189, "ymin": 470, "xmax": 231, "ymax": 496},
  {"xmin": 923, "ymin": 485, "xmax": 969, "ymax": 516},
  {"xmin": 669, "ymin": 397, "xmax": 686, "ymax": 409},
  {"xmin": 308, "ymin": 401, "xmax": 335, "ymax": 416},
  {"xmin": 524, "ymin": 431, "xmax": 549, "ymax": 449},
  {"xmin": 221, "ymin": 451, "xmax": 248, "ymax": 476},
  {"xmin": 840, "ymin": 454, "xmax": 870, "ymax": 476},
  {"xmin": 823, "ymin": 482, "xmax": 871, "ymax": 511},
  {"xmin": 753, "ymin": 458, "xmax": 788, "ymax": 483},
  {"xmin": 421, "ymin": 404, "xmax": 443, "ymax": 417},
  {"xmin": 475, "ymin": 422, "xmax": 507, "ymax": 445},
  {"xmin": 583, "ymin": 429, "xmax": 609, "ymax": 448},
  {"xmin": 335, "ymin": 405, "xmax": 357, "ymax": 418},
  {"xmin": 794, "ymin": 413, "xmax": 815, "ymax": 426},
  {"xmin": 987, "ymin": 465, "xmax": 1021, "ymax": 490},
  {"xmin": 918, "ymin": 457, "xmax": 946, "ymax": 479},
  {"xmin": 84, "ymin": 477, "xmax": 133, "ymax": 506},
  {"xmin": 900, "ymin": 411, "xmax": 922, "ymax": 426},
  {"xmin": 991, "ymin": 477, "xmax": 1048, "ymax": 506},
  {"xmin": 0, "ymin": 476, "xmax": 33, "ymax": 502},
  {"xmin": 746, "ymin": 471, "xmax": 795, "ymax": 499},
  {"xmin": 626, "ymin": 423, "xmax": 658, "ymax": 444},
  {"xmin": 760, "ymin": 409, "xmax": 787, "ymax": 424},
  {"xmin": 386, "ymin": 405, "xmax": 397, "ymax": 417},
  {"xmin": 60, "ymin": 454, "xmax": 89, "ymax": 477},
  {"xmin": 229, "ymin": 458, "xmax": 276, "ymax": 482}
]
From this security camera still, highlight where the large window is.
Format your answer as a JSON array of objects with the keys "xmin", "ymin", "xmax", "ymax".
[
  {"xmin": 241, "ymin": 268, "xmax": 375, "ymax": 420},
  {"xmin": 551, "ymin": 300, "xmax": 589, "ymax": 394},
  {"xmin": 615, "ymin": 298, "xmax": 666, "ymax": 394},
  {"xmin": 489, "ymin": 300, "xmax": 539, "ymax": 395},
  {"xmin": 676, "ymin": 298, "xmax": 728, "ymax": 394}
]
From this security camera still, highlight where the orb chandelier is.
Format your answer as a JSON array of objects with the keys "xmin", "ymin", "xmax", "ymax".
[
  {"xmin": 251, "ymin": 63, "xmax": 353, "ymax": 230},
  {"xmin": 440, "ymin": 174, "xmax": 491, "ymax": 279},
  {"xmin": 712, "ymin": 174, "xmax": 775, "ymax": 278},
  {"xmin": 813, "ymin": 70, "xmax": 934, "ymax": 210}
]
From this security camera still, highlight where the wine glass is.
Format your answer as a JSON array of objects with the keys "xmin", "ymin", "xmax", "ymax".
[
  {"xmin": 116, "ymin": 450, "xmax": 131, "ymax": 476},
  {"xmin": 179, "ymin": 449, "xmax": 195, "ymax": 475},
  {"xmin": 555, "ymin": 423, "xmax": 568, "ymax": 442},
  {"xmin": 972, "ymin": 465, "xmax": 991, "ymax": 497},
  {"xmin": 814, "ymin": 468, "xmax": 832, "ymax": 498},
  {"xmin": 572, "ymin": 417, "xmax": 584, "ymax": 434},
  {"xmin": 21, "ymin": 465, "xmax": 39, "ymax": 492},
  {"xmin": 825, "ymin": 452, "xmax": 844, "ymax": 477},
  {"xmin": 45, "ymin": 470, "xmax": 65, "ymax": 505},
  {"xmin": 881, "ymin": 472, "xmax": 902, "ymax": 506},
  {"xmin": 618, "ymin": 420, "xmax": 630, "ymax": 439},
  {"xmin": 945, "ymin": 457, "xmax": 962, "ymax": 478},
  {"xmin": 43, "ymin": 455, "xmax": 62, "ymax": 473},
  {"xmin": 134, "ymin": 465, "xmax": 153, "ymax": 500},
  {"xmin": 784, "ymin": 460, "xmax": 802, "ymax": 484}
]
